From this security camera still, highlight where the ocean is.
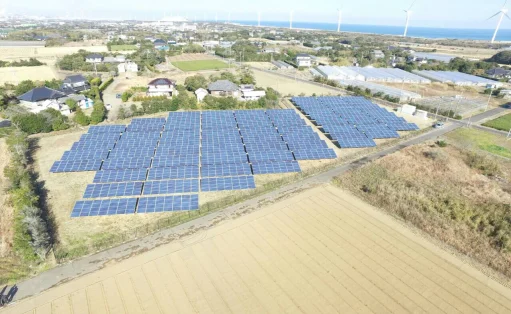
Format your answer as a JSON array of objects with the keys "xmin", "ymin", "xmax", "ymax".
[{"xmin": 230, "ymin": 20, "xmax": 511, "ymax": 42}]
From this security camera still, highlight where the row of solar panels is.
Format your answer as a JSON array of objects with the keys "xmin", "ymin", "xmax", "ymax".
[
  {"xmin": 292, "ymin": 96, "xmax": 419, "ymax": 148},
  {"xmin": 83, "ymin": 175, "xmax": 257, "ymax": 199}
]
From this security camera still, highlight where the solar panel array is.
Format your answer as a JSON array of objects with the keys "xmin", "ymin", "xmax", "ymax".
[
  {"xmin": 292, "ymin": 96, "xmax": 419, "ymax": 148},
  {"xmin": 52, "ymin": 109, "xmax": 336, "ymax": 217}
]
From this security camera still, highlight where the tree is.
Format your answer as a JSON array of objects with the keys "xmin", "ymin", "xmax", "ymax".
[
  {"xmin": 487, "ymin": 51, "xmax": 511, "ymax": 65},
  {"xmin": 44, "ymin": 79, "xmax": 62, "ymax": 90},
  {"xmin": 15, "ymin": 80, "xmax": 36, "ymax": 96},
  {"xmin": 90, "ymin": 101, "xmax": 107, "ymax": 124},
  {"xmin": 121, "ymin": 91, "xmax": 131, "ymax": 102},
  {"xmin": 184, "ymin": 75, "xmax": 208, "ymax": 91},
  {"xmin": 118, "ymin": 105, "xmax": 129, "ymax": 120},
  {"xmin": 12, "ymin": 113, "xmax": 52, "ymax": 134},
  {"xmin": 90, "ymin": 77, "xmax": 102, "ymax": 86},
  {"xmin": 65, "ymin": 98, "xmax": 78, "ymax": 111},
  {"xmin": 73, "ymin": 108, "xmax": 90, "ymax": 126},
  {"xmin": 218, "ymin": 72, "xmax": 239, "ymax": 84}
]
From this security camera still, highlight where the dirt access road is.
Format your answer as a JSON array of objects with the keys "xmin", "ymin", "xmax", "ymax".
[{"xmin": 3, "ymin": 184, "xmax": 511, "ymax": 313}]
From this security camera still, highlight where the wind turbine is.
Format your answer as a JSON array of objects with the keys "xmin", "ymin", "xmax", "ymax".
[
  {"xmin": 337, "ymin": 9, "xmax": 342, "ymax": 32},
  {"xmin": 488, "ymin": 0, "xmax": 510, "ymax": 43},
  {"xmin": 290, "ymin": 10, "xmax": 294, "ymax": 29},
  {"xmin": 403, "ymin": 0, "xmax": 417, "ymax": 37}
]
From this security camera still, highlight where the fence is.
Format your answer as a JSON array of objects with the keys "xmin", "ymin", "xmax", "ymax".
[{"xmin": 52, "ymin": 126, "xmax": 432, "ymax": 264}]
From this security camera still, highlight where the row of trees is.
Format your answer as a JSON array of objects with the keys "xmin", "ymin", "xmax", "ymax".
[
  {"xmin": 4, "ymin": 131, "xmax": 52, "ymax": 261},
  {"xmin": 0, "ymin": 58, "xmax": 45, "ymax": 68},
  {"xmin": 57, "ymin": 50, "xmax": 117, "ymax": 72}
]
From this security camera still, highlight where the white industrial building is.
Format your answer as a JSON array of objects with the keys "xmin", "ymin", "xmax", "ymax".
[
  {"xmin": 413, "ymin": 70, "xmax": 503, "ymax": 87},
  {"xmin": 315, "ymin": 66, "xmax": 430, "ymax": 84}
]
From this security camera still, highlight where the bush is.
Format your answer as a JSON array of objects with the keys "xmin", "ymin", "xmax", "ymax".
[
  {"xmin": 121, "ymin": 91, "xmax": 132, "ymax": 102},
  {"xmin": 132, "ymin": 95, "xmax": 167, "ymax": 102},
  {"xmin": 90, "ymin": 101, "xmax": 107, "ymax": 124},
  {"xmin": 436, "ymin": 140, "xmax": 448, "ymax": 147},
  {"xmin": 465, "ymin": 152, "xmax": 501, "ymax": 176},
  {"xmin": 12, "ymin": 113, "xmax": 53, "ymax": 134},
  {"xmin": 73, "ymin": 108, "xmax": 90, "ymax": 126},
  {"xmin": 99, "ymin": 77, "xmax": 114, "ymax": 92}
]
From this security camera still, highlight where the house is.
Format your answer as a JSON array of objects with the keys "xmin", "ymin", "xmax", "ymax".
[
  {"xmin": 17, "ymin": 87, "xmax": 71, "ymax": 115},
  {"xmin": 59, "ymin": 94, "xmax": 93, "ymax": 109},
  {"xmin": 295, "ymin": 53, "xmax": 312, "ymax": 67},
  {"xmin": 61, "ymin": 74, "xmax": 90, "ymax": 93},
  {"xmin": 486, "ymin": 68, "xmax": 511, "ymax": 79},
  {"xmin": 239, "ymin": 85, "xmax": 266, "ymax": 101},
  {"xmin": 207, "ymin": 80, "xmax": 240, "ymax": 97},
  {"xmin": 85, "ymin": 53, "xmax": 104, "ymax": 63},
  {"xmin": 147, "ymin": 78, "xmax": 178, "ymax": 97},
  {"xmin": 263, "ymin": 48, "xmax": 280, "ymax": 54},
  {"xmin": 118, "ymin": 62, "xmax": 139, "ymax": 73},
  {"xmin": 371, "ymin": 50, "xmax": 385, "ymax": 59},
  {"xmin": 195, "ymin": 88, "xmax": 208, "ymax": 102},
  {"xmin": 103, "ymin": 55, "xmax": 126, "ymax": 63}
]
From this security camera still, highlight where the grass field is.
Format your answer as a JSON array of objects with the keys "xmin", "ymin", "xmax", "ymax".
[
  {"xmin": 446, "ymin": 128, "xmax": 511, "ymax": 159},
  {"xmin": 482, "ymin": 113, "xmax": 511, "ymax": 131},
  {"xmin": 172, "ymin": 60, "xmax": 229, "ymax": 71},
  {"xmin": 336, "ymin": 139, "xmax": 511, "ymax": 279},
  {"xmin": 110, "ymin": 45, "xmax": 137, "ymax": 51},
  {"xmin": 6, "ymin": 184, "xmax": 511, "ymax": 314}
]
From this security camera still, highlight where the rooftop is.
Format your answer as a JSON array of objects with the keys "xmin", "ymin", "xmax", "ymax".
[
  {"xmin": 148, "ymin": 78, "xmax": 176, "ymax": 86},
  {"xmin": 18, "ymin": 87, "xmax": 67, "ymax": 103},
  {"xmin": 207, "ymin": 80, "xmax": 239, "ymax": 92}
]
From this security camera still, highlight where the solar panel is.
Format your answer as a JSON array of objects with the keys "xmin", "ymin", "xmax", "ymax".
[
  {"xmin": 108, "ymin": 147, "xmax": 156, "ymax": 158},
  {"xmin": 71, "ymin": 198, "xmax": 137, "ymax": 217},
  {"xmin": 152, "ymin": 155, "xmax": 200, "ymax": 167},
  {"xmin": 93, "ymin": 169, "xmax": 148, "ymax": 183},
  {"xmin": 50, "ymin": 159, "xmax": 102, "ymax": 173},
  {"xmin": 201, "ymin": 176, "xmax": 256, "ymax": 192},
  {"xmin": 201, "ymin": 152, "xmax": 248, "ymax": 165},
  {"xmin": 137, "ymin": 195, "xmax": 199, "ymax": 213},
  {"xmin": 147, "ymin": 166, "xmax": 199, "ymax": 180},
  {"xmin": 292, "ymin": 149, "xmax": 337, "ymax": 160},
  {"xmin": 101, "ymin": 157, "xmax": 152, "ymax": 170},
  {"xmin": 248, "ymin": 150, "xmax": 295, "ymax": 162},
  {"xmin": 357, "ymin": 126, "xmax": 400, "ymax": 139},
  {"xmin": 61, "ymin": 150, "xmax": 109, "ymax": 161},
  {"xmin": 201, "ymin": 163, "xmax": 252, "ymax": 177},
  {"xmin": 251, "ymin": 161, "xmax": 301, "ymax": 174},
  {"xmin": 83, "ymin": 182, "xmax": 144, "ymax": 198},
  {"xmin": 143, "ymin": 179, "xmax": 199, "ymax": 195},
  {"xmin": 88, "ymin": 125, "xmax": 126, "ymax": 134}
]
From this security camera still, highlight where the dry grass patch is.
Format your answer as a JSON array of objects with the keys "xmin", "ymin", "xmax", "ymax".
[{"xmin": 334, "ymin": 142, "xmax": 511, "ymax": 278}]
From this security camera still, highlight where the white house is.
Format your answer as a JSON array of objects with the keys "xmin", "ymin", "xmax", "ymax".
[
  {"xmin": 295, "ymin": 53, "xmax": 312, "ymax": 67},
  {"xmin": 118, "ymin": 62, "xmax": 139, "ymax": 73},
  {"xmin": 147, "ymin": 78, "xmax": 178, "ymax": 97},
  {"xmin": 239, "ymin": 85, "xmax": 266, "ymax": 101},
  {"xmin": 371, "ymin": 50, "xmax": 385, "ymax": 59},
  {"xmin": 207, "ymin": 80, "xmax": 240, "ymax": 98},
  {"xmin": 17, "ymin": 87, "xmax": 72, "ymax": 116},
  {"xmin": 85, "ymin": 53, "xmax": 104, "ymax": 63},
  {"xmin": 195, "ymin": 88, "xmax": 208, "ymax": 102},
  {"xmin": 61, "ymin": 74, "xmax": 90, "ymax": 93}
]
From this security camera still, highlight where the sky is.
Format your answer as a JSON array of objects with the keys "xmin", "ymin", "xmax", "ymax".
[{"xmin": 3, "ymin": 0, "xmax": 511, "ymax": 29}]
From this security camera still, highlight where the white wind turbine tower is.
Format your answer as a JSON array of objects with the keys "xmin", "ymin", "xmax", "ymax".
[
  {"xmin": 290, "ymin": 10, "xmax": 294, "ymax": 29},
  {"xmin": 488, "ymin": 0, "xmax": 510, "ymax": 43},
  {"xmin": 403, "ymin": 0, "xmax": 417, "ymax": 37},
  {"xmin": 337, "ymin": 9, "xmax": 342, "ymax": 32}
]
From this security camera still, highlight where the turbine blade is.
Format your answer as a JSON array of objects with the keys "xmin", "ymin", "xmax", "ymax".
[
  {"xmin": 487, "ymin": 11, "xmax": 502, "ymax": 20},
  {"xmin": 506, "ymin": 12, "xmax": 511, "ymax": 19},
  {"xmin": 505, "ymin": 0, "xmax": 509, "ymax": 7},
  {"xmin": 408, "ymin": 0, "xmax": 418, "ymax": 10}
]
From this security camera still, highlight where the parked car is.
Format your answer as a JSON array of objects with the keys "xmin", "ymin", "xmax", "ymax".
[
  {"xmin": 433, "ymin": 122, "xmax": 445, "ymax": 129},
  {"xmin": 116, "ymin": 93, "xmax": 122, "ymax": 99}
]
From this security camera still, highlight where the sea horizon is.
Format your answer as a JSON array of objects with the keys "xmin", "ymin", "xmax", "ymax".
[{"xmin": 225, "ymin": 20, "xmax": 511, "ymax": 42}]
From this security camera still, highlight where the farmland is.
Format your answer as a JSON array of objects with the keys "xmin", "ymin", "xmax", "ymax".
[
  {"xmin": 5, "ymin": 184, "xmax": 511, "ymax": 313},
  {"xmin": 0, "ymin": 65, "xmax": 57, "ymax": 84},
  {"xmin": 482, "ymin": 113, "xmax": 511, "ymax": 132},
  {"xmin": 172, "ymin": 60, "xmax": 229, "ymax": 71},
  {"xmin": 110, "ymin": 44, "xmax": 137, "ymax": 51}
]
